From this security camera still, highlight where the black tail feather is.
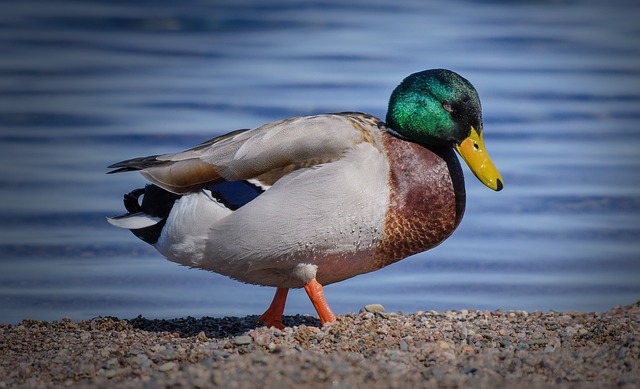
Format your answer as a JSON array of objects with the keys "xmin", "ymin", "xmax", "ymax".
[
  {"xmin": 107, "ymin": 155, "xmax": 164, "ymax": 174},
  {"xmin": 115, "ymin": 185, "xmax": 182, "ymax": 245}
]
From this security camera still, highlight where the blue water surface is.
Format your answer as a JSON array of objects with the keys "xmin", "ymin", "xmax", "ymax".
[{"xmin": 1, "ymin": 0, "xmax": 639, "ymax": 324}]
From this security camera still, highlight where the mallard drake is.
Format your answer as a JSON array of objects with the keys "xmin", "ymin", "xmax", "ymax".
[{"xmin": 107, "ymin": 69, "xmax": 503, "ymax": 329}]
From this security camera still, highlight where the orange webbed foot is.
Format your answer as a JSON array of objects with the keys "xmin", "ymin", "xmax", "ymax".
[
  {"xmin": 304, "ymin": 278, "xmax": 336, "ymax": 325},
  {"xmin": 258, "ymin": 287, "xmax": 288, "ymax": 330}
]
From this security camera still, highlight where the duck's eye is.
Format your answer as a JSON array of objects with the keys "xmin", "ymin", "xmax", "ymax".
[{"xmin": 442, "ymin": 103, "xmax": 453, "ymax": 112}]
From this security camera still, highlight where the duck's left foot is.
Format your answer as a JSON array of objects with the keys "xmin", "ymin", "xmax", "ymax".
[
  {"xmin": 304, "ymin": 278, "xmax": 336, "ymax": 325},
  {"xmin": 258, "ymin": 287, "xmax": 289, "ymax": 330}
]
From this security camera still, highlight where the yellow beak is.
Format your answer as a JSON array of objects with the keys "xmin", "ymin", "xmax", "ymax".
[{"xmin": 454, "ymin": 127, "xmax": 504, "ymax": 191}]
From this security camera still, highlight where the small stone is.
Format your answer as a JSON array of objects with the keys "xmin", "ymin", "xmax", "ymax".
[
  {"xmin": 376, "ymin": 326, "xmax": 388, "ymax": 335},
  {"xmin": 440, "ymin": 351, "xmax": 456, "ymax": 362},
  {"xmin": 499, "ymin": 340, "xmax": 511, "ymax": 348},
  {"xmin": 437, "ymin": 341, "xmax": 451, "ymax": 350},
  {"xmin": 253, "ymin": 332, "xmax": 273, "ymax": 347},
  {"xmin": 106, "ymin": 358, "xmax": 118, "ymax": 368},
  {"xmin": 461, "ymin": 345, "xmax": 475, "ymax": 353},
  {"xmin": 564, "ymin": 326, "xmax": 578, "ymax": 337},
  {"xmin": 361, "ymin": 312, "xmax": 374, "ymax": 320},
  {"xmin": 374, "ymin": 311, "xmax": 388, "ymax": 319},
  {"xmin": 251, "ymin": 351, "xmax": 268, "ymax": 365},
  {"xmin": 136, "ymin": 354, "xmax": 152, "ymax": 368},
  {"xmin": 104, "ymin": 369, "xmax": 117, "ymax": 378},
  {"xmin": 617, "ymin": 347, "xmax": 627, "ymax": 359},
  {"xmin": 528, "ymin": 339, "xmax": 548, "ymax": 347},
  {"xmin": 307, "ymin": 326, "xmax": 322, "ymax": 334},
  {"xmin": 234, "ymin": 335, "xmax": 253, "ymax": 346},
  {"xmin": 213, "ymin": 349, "xmax": 230, "ymax": 358},
  {"xmin": 151, "ymin": 345, "xmax": 166, "ymax": 352},
  {"xmin": 557, "ymin": 315, "xmax": 572, "ymax": 325},
  {"xmin": 363, "ymin": 304, "xmax": 385, "ymax": 313},
  {"xmin": 158, "ymin": 362, "xmax": 177, "ymax": 372}
]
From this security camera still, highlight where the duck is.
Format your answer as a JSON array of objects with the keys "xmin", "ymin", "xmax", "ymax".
[{"xmin": 107, "ymin": 69, "xmax": 503, "ymax": 329}]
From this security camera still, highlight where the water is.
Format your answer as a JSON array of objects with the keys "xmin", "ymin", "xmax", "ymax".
[{"xmin": 1, "ymin": 0, "xmax": 639, "ymax": 324}]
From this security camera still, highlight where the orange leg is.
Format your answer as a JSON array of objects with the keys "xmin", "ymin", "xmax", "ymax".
[
  {"xmin": 304, "ymin": 278, "xmax": 336, "ymax": 325},
  {"xmin": 258, "ymin": 287, "xmax": 288, "ymax": 330}
]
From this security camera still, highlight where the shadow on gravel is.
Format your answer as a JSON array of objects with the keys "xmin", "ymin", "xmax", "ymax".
[{"xmin": 127, "ymin": 314, "xmax": 323, "ymax": 338}]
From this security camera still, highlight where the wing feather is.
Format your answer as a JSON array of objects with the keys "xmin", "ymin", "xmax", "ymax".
[{"xmin": 108, "ymin": 113, "xmax": 379, "ymax": 194}]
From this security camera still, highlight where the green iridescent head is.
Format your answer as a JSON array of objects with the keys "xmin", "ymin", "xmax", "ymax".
[
  {"xmin": 386, "ymin": 69, "xmax": 504, "ymax": 191},
  {"xmin": 386, "ymin": 69, "xmax": 482, "ymax": 146}
]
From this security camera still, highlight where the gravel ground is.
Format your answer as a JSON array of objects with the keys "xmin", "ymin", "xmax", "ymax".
[{"xmin": 1, "ymin": 302, "xmax": 638, "ymax": 388}]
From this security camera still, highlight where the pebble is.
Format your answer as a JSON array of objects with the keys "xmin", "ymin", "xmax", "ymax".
[
  {"xmin": 158, "ymin": 362, "xmax": 177, "ymax": 372},
  {"xmin": 136, "ymin": 354, "xmax": 152, "ymax": 368},
  {"xmin": 233, "ymin": 335, "xmax": 253, "ymax": 346},
  {"xmin": 528, "ymin": 339, "xmax": 548, "ymax": 347},
  {"xmin": 362, "ymin": 304, "xmax": 385, "ymax": 313},
  {"xmin": 104, "ymin": 369, "xmax": 117, "ymax": 378}
]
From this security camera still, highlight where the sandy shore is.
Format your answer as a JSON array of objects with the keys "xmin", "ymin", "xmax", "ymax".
[{"xmin": 1, "ymin": 302, "xmax": 638, "ymax": 388}]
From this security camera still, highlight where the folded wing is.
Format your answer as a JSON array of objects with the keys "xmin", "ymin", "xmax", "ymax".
[{"xmin": 108, "ymin": 114, "xmax": 371, "ymax": 194}]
